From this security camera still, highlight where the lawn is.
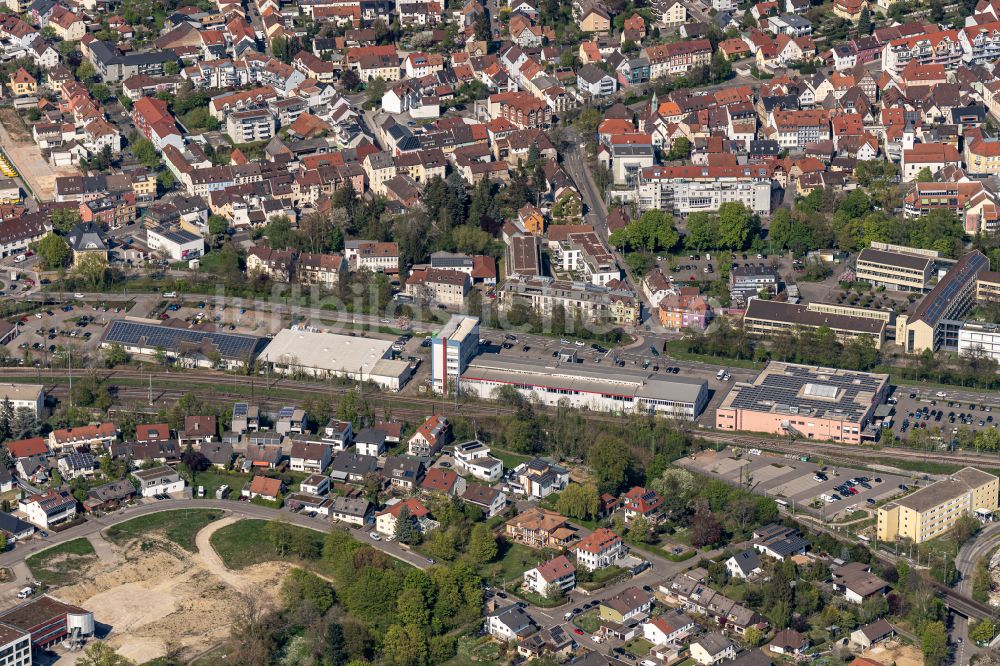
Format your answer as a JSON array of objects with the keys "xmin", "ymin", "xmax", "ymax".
[
  {"xmin": 479, "ymin": 541, "xmax": 552, "ymax": 586},
  {"xmin": 26, "ymin": 538, "xmax": 97, "ymax": 586},
  {"xmin": 181, "ymin": 467, "xmax": 251, "ymax": 501},
  {"xmin": 579, "ymin": 565, "xmax": 627, "ymax": 591},
  {"xmin": 106, "ymin": 508, "xmax": 225, "ymax": 551},
  {"xmin": 490, "ymin": 448, "xmax": 530, "ymax": 470},
  {"xmin": 443, "ymin": 636, "xmax": 500, "ymax": 666},
  {"xmin": 210, "ymin": 519, "xmax": 324, "ymax": 570},
  {"xmin": 624, "ymin": 637, "xmax": 654, "ymax": 657},
  {"xmin": 574, "ymin": 609, "xmax": 603, "ymax": 634}
]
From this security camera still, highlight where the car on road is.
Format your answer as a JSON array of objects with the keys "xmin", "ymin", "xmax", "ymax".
[
  {"xmin": 574, "ymin": 340, "xmax": 584, "ymax": 347},
  {"xmin": 73, "ymin": 293, "xmax": 83, "ymax": 298},
  {"xmin": 573, "ymin": 628, "xmax": 584, "ymax": 636},
  {"xmin": 369, "ymin": 532, "xmax": 381, "ymax": 541},
  {"xmin": 936, "ymin": 391, "xmax": 947, "ymax": 397}
]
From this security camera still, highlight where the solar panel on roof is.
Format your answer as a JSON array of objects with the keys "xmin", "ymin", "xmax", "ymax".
[
  {"xmin": 103, "ymin": 320, "xmax": 265, "ymax": 360},
  {"xmin": 279, "ymin": 407, "xmax": 295, "ymax": 418},
  {"xmin": 233, "ymin": 403, "xmax": 248, "ymax": 417}
]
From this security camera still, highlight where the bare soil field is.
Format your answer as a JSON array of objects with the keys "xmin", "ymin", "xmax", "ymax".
[
  {"xmin": 861, "ymin": 640, "xmax": 924, "ymax": 666},
  {"xmin": 51, "ymin": 520, "xmax": 288, "ymax": 664}
]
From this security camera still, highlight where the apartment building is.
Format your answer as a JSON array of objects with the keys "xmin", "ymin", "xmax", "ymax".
[
  {"xmin": 547, "ymin": 227, "xmax": 620, "ymax": 286},
  {"xmin": 636, "ymin": 165, "xmax": 773, "ymax": 216},
  {"xmin": 965, "ymin": 137, "xmax": 1000, "ymax": 176},
  {"xmin": 0, "ymin": 383, "xmax": 44, "ymax": 417},
  {"xmin": 959, "ymin": 20, "xmax": 1000, "ymax": 64},
  {"xmin": 499, "ymin": 276, "xmax": 640, "ymax": 326},
  {"xmin": 296, "ymin": 252, "xmax": 347, "ymax": 288},
  {"xmin": 487, "ymin": 92, "xmax": 551, "ymax": 129},
  {"xmin": 225, "ymin": 108, "xmax": 275, "ymax": 143},
  {"xmin": 855, "ymin": 245, "xmax": 935, "ymax": 291},
  {"xmin": 431, "ymin": 315, "xmax": 480, "ymax": 394},
  {"xmin": 881, "ymin": 30, "xmax": 963, "ymax": 76},
  {"xmin": 743, "ymin": 300, "xmax": 888, "ymax": 344},
  {"xmin": 770, "ymin": 109, "xmax": 830, "ymax": 149},
  {"xmin": 897, "ymin": 250, "xmax": 990, "ymax": 353},
  {"xmin": 405, "ymin": 267, "xmax": 470, "ymax": 306},
  {"xmin": 715, "ymin": 362, "xmax": 890, "ymax": 443},
  {"xmin": 504, "ymin": 508, "xmax": 578, "ymax": 549},
  {"xmin": 901, "ymin": 143, "xmax": 962, "ymax": 181},
  {"xmin": 643, "ymin": 40, "xmax": 712, "ymax": 78},
  {"xmin": 345, "ymin": 240, "xmax": 399, "ymax": 273},
  {"xmin": 903, "ymin": 181, "xmax": 1000, "ymax": 235},
  {"xmin": 877, "ymin": 467, "xmax": 998, "ymax": 542},
  {"xmin": 729, "ymin": 265, "xmax": 779, "ymax": 305}
]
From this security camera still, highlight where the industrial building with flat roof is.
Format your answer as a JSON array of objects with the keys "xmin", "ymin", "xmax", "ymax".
[
  {"xmin": 896, "ymin": 250, "xmax": 990, "ymax": 353},
  {"xmin": 257, "ymin": 328, "xmax": 414, "ymax": 391},
  {"xmin": 877, "ymin": 467, "xmax": 998, "ymax": 543},
  {"xmin": 0, "ymin": 594, "xmax": 93, "ymax": 649},
  {"xmin": 743, "ymin": 300, "xmax": 889, "ymax": 344},
  {"xmin": 715, "ymin": 362, "xmax": 890, "ymax": 444},
  {"xmin": 459, "ymin": 355, "xmax": 708, "ymax": 419},
  {"xmin": 855, "ymin": 245, "xmax": 936, "ymax": 292},
  {"xmin": 101, "ymin": 319, "xmax": 267, "ymax": 369}
]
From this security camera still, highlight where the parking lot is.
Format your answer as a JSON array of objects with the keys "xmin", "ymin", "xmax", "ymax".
[
  {"xmin": 887, "ymin": 387, "xmax": 999, "ymax": 445},
  {"xmin": 3, "ymin": 299, "xmax": 133, "ymax": 365},
  {"xmin": 680, "ymin": 447, "xmax": 915, "ymax": 520}
]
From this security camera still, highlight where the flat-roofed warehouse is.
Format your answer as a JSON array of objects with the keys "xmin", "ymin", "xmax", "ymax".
[
  {"xmin": 0, "ymin": 594, "xmax": 93, "ymax": 649},
  {"xmin": 877, "ymin": 467, "xmax": 999, "ymax": 543},
  {"xmin": 101, "ymin": 319, "xmax": 267, "ymax": 370},
  {"xmin": 855, "ymin": 246, "xmax": 935, "ymax": 292},
  {"xmin": 715, "ymin": 362, "xmax": 889, "ymax": 443},
  {"xmin": 459, "ymin": 355, "xmax": 708, "ymax": 419},
  {"xmin": 743, "ymin": 300, "xmax": 889, "ymax": 344},
  {"xmin": 257, "ymin": 328, "xmax": 414, "ymax": 391}
]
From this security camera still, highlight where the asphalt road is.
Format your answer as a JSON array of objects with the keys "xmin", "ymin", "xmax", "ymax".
[
  {"xmin": 0, "ymin": 499, "xmax": 432, "ymax": 576},
  {"xmin": 953, "ymin": 522, "xmax": 1000, "ymax": 664}
]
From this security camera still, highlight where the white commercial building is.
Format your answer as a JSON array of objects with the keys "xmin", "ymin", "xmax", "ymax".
[
  {"xmin": 258, "ymin": 328, "xmax": 413, "ymax": 390},
  {"xmin": 0, "ymin": 383, "xmax": 44, "ymax": 417},
  {"xmin": 146, "ymin": 225, "xmax": 204, "ymax": 261},
  {"xmin": 460, "ymin": 356, "xmax": 709, "ymax": 419},
  {"xmin": 958, "ymin": 321, "xmax": 1000, "ymax": 362},
  {"xmin": 431, "ymin": 315, "xmax": 480, "ymax": 394},
  {"xmin": 636, "ymin": 165, "xmax": 773, "ymax": 216}
]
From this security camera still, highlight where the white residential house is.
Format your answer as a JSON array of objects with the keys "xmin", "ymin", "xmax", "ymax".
[
  {"xmin": 453, "ymin": 440, "xmax": 504, "ymax": 481},
  {"xmin": 485, "ymin": 605, "xmax": 536, "ymax": 641},
  {"xmin": 574, "ymin": 528, "xmax": 624, "ymax": 571},
  {"xmin": 328, "ymin": 496, "xmax": 373, "ymax": 526},
  {"xmin": 19, "ymin": 489, "xmax": 77, "ymax": 528},
  {"xmin": 132, "ymin": 466, "xmax": 185, "ymax": 498},
  {"xmin": 643, "ymin": 613, "xmax": 696, "ymax": 646},
  {"xmin": 726, "ymin": 549, "xmax": 763, "ymax": 579},
  {"xmin": 322, "ymin": 419, "xmax": 353, "ymax": 450},
  {"xmin": 288, "ymin": 439, "xmax": 332, "ymax": 474},
  {"xmin": 690, "ymin": 633, "xmax": 737, "ymax": 665},
  {"xmin": 355, "ymin": 428, "xmax": 387, "ymax": 457},
  {"xmin": 523, "ymin": 555, "xmax": 576, "ymax": 597}
]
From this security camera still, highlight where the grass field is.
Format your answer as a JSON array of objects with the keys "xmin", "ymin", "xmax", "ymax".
[
  {"xmin": 106, "ymin": 509, "xmax": 225, "ymax": 552},
  {"xmin": 209, "ymin": 519, "xmax": 324, "ymax": 570},
  {"xmin": 574, "ymin": 609, "xmax": 602, "ymax": 634},
  {"xmin": 479, "ymin": 541, "xmax": 551, "ymax": 586},
  {"xmin": 26, "ymin": 538, "xmax": 97, "ymax": 586},
  {"xmin": 624, "ymin": 637, "xmax": 654, "ymax": 657},
  {"xmin": 181, "ymin": 468, "xmax": 251, "ymax": 502}
]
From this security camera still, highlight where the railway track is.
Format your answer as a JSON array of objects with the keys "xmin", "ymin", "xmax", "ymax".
[{"xmin": 6, "ymin": 367, "xmax": 1000, "ymax": 470}]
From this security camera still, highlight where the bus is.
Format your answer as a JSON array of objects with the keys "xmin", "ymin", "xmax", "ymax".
[{"xmin": 774, "ymin": 498, "xmax": 789, "ymax": 507}]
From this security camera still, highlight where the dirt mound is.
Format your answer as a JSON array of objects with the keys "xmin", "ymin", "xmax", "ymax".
[{"xmin": 53, "ymin": 531, "xmax": 287, "ymax": 663}]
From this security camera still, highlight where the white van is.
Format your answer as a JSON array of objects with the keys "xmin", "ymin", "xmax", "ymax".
[
  {"xmin": 163, "ymin": 291, "xmax": 177, "ymax": 298},
  {"xmin": 13, "ymin": 254, "xmax": 25, "ymax": 263},
  {"xmin": 197, "ymin": 485, "xmax": 205, "ymax": 498},
  {"xmin": 716, "ymin": 369, "xmax": 726, "ymax": 380},
  {"xmin": 16, "ymin": 587, "xmax": 32, "ymax": 599}
]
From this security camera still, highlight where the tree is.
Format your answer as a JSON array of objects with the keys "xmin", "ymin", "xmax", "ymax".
[
  {"xmin": 323, "ymin": 621, "xmax": 348, "ymax": 665},
  {"xmin": 919, "ymin": 620, "xmax": 948, "ymax": 666},
  {"xmin": 340, "ymin": 68, "xmax": 361, "ymax": 92},
  {"xmin": 164, "ymin": 61, "xmax": 181, "ymax": 76},
  {"xmin": 744, "ymin": 626, "xmax": 763, "ymax": 647},
  {"xmin": 130, "ymin": 137, "xmax": 159, "ymax": 169},
  {"xmin": 395, "ymin": 505, "xmax": 421, "ymax": 545},
  {"xmin": 467, "ymin": 523, "xmax": 498, "ymax": 564},
  {"xmin": 103, "ymin": 343, "xmax": 127, "ymax": 368},
  {"xmin": 37, "ymin": 233, "xmax": 70, "ymax": 268},
  {"xmin": 91, "ymin": 84, "xmax": 111, "ymax": 102},
  {"xmin": 666, "ymin": 137, "xmax": 691, "ymax": 161},
  {"xmin": 365, "ymin": 77, "xmax": 388, "ymax": 105},
  {"xmin": 608, "ymin": 210, "xmax": 679, "ymax": 253},
  {"xmin": 76, "ymin": 642, "xmax": 135, "ymax": 666},
  {"xmin": 916, "ymin": 167, "xmax": 934, "ymax": 182},
  {"xmin": 51, "ymin": 207, "xmax": 81, "ymax": 234},
  {"xmin": 587, "ymin": 435, "xmax": 631, "ymax": 494},
  {"xmin": 382, "ymin": 624, "xmax": 428, "ymax": 666},
  {"xmin": 265, "ymin": 520, "xmax": 294, "ymax": 556},
  {"xmin": 280, "ymin": 568, "xmax": 335, "ymax": 613},
  {"xmin": 264, "ymin": 215, "xmax": 292, "ymax": 249},
  {"xmin": 75, "ymin": 253, "xmax": 109, "ymax": 289},
  {"xmin": 929, "ymin": 0, "xmax": 944, "ymax": 21},
  {"xmin": 75, "ymin": 59, "xmax": 96, "ymax": 83},
  {"xmin": 974, "ymin": 428, "xmax": 1000, "ymax": 452},
  {"xmin": 628, "ymin": 515, "xmax": 652, "ymax": 543},
  {"xmin": 684, "ymin": 212, "xmax": 718, "ymax": 251},
  {"xmin": 689, "ymin": 503, "xmax": 722, "ymax": 547},
  {"xmin": 555, "ymin": 483, "xmax": 600, "ymax": 520},
  {"xmin": 717, "ymin": 202, "xmax": 758, "ymax": 250},
  {"xmin": 857, "ymin": 6, "xmax": 872, "ymax": 34},
  {"xmin": 972, "ymin": 618, "xmax": 997, "ymax": 645},
  {"xmin": 474, "ymin": 8, "xmax": 491, "ymax": 41}
]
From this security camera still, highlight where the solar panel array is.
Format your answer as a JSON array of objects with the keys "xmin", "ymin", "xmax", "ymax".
[
  {"xmin": 730, "ymin": 365, "xmax": 884, "ymax": 421},
  {"xmin": 233, "ymin": 403, "xmax": 248, "ymax": 418},
  {"xmin": 278, "ymin": 406, "xmax": 295, "ymax": 419},
  {"xmin": 103, "ymin": 320, "xmax": 265, "ymax": 361},
  {"xmin": 914, "ymin": 251, "xmax": 989, "ymax": 325}
]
